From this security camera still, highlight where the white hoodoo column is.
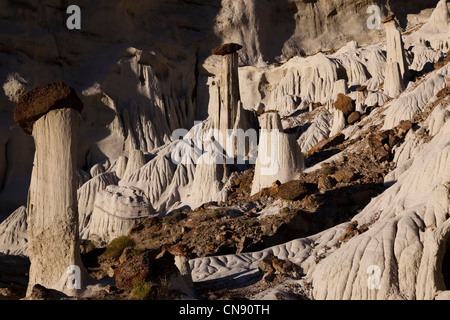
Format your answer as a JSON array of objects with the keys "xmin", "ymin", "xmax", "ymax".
[{"xmin": 15, "ymin": 82, "xmax": 86, "ymax": 297}]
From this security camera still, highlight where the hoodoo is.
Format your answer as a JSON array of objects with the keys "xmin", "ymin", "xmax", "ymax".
[
  {"xmin": 190, "ymin": 43, "xmax": 257, "ymax": 205},
  {"xmin": 14, "ymin": 82, "xmax": 86, "ymax": 296},
  {"xmin": 251, "ymin": 112, "xmax": 305, "ymax": 195},
  {"xmin": 383, "ymin": 14, "xmax": 409, "ymax": 98},
  {"xmin": 212, "ymin": 43, "xmax": 243, "ymax": 148}
]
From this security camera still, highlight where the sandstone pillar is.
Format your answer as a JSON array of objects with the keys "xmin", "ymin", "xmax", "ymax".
[
  {"xmin": 14, "ymin": 82, "xmax": 86, "ymax": 297},
  {"xmin": 384, "ymin": 15, "xmax": 408, "ymax": 97},
  {"xmin": 251, "ymin": 111, "xmax": 305, "ymax": 195},
  {"xmin": 212, "ymin": 43, "xmax": 243, "ymax": 147}
]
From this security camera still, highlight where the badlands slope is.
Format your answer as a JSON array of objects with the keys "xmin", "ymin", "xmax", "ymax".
[
  {"xmin": 190, "ymin": 2, "xmax": 450, "ymax": 300},
  {"xmin": 0, "ymin": 0, "xmax": 448, "ymax": 300}
]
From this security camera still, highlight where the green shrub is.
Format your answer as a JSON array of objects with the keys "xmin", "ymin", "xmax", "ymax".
[
  {"xmin": 105, "ymin": 236, "xmax": 135, "ymax": 259},
  {"xmin": 131, "ymin": 277, "xmax": 176, "ymax": 300},
  {"xmin": 131, "ymin": 279, "xmax": 152, "ymax": 300}
]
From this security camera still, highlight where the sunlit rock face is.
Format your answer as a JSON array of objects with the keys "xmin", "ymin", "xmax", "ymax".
[
  {"xmin": 89, "ymin": 185, "xmax": 157, "ymax": 243},
  {"xmin": 14, "ymin": 82, "xmax": 86, "ymax": 297}
]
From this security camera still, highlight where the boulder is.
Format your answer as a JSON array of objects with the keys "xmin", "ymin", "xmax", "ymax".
[
  {"xmin": 277, "ymin": 180, "xmax": 309, "ymax": 201},
  {"xmin": 14, "ymin": 82, "xmax": 83, "ymax": 135},
  {"xmin": 332, "ymin": 169, "xmax": 356, "ymax": 184},
  {"xmin": 115, "ymin": 246, "xmax": 194, "ymax": 298},
  {"xmin": 347, "ymin": 111, "xmax": 361, "ymax": 125},
  {"xmin": 29, "ymin": 284, "xmax": 68, "ymax": 301},
  {"xmin": 308, "ymin": 133, "xmax": 346, "ymax": 156},
  {"xmin": 258, "ymin": 254, "xmax": 276, "ymax": 274},
  {"xmin": 258, "ymin": 253, "xmax": 301, "ymax": 278},
  {"xmin": 396, "ymin": 120, "xmax": 413, "ymax": 137},
  {"xmin": 367, "ymin": 131, "xmax": 395, "ymax": 162},
  {"xmin": 356, "ymin": 85, "xmax": 368, "ymax": 92},
  {"xmin": 318, "ymin": 176, "xmax": 337, "ymax": 191},
  {"xmin": 114, "ymin": 250, "xmax": 158, "ymax": 291},
  {"xmin": 211, "ymin": 43, "xmax": 243, "ymax": 56},
  {"xmin": 334, "ymin": 94, "xmax": 355, "ymax": 117}
]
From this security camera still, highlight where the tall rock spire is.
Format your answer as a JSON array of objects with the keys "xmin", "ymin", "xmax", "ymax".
[
  {"xmin": 14, "ymin": 82, "xmax": 87, "ymax": 297},
  {"xmin": 212, "ymin": 43, "xmax": 243, "ymax": 145},
  {"xmin": 251, "ymin": 111, "xmax": 305, "ymax": 196},
  {"xmin": 383, "ymin": 14, "xmax": 409, "ymax": 97}
]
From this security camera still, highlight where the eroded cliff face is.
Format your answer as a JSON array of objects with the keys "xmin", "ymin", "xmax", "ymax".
[
  {"xmin": 0, "ymin": 0, "xmax": 439, "ymax": 215},
  {"xmin": 0, "ymin": 0, "xmax": 220, "ymax": 215},
  {"xmin": 0, "ymin": 1, "xmax": 444, "ymax": 217}
]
